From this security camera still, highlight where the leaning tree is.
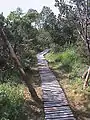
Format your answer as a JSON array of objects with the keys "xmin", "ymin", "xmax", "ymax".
[{"xmin": 0, "ymin": 11, "xmax": 42, "ymax": 103}]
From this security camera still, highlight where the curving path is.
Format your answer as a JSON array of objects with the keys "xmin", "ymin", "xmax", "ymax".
[{"xmin": 37, "ymin": 49, "xmax": 76, "ymax": 120}]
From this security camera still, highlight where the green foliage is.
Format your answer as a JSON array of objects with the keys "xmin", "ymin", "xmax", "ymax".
[
  {"xmin": 0, "ymin": 83, "xmax": 27, "ymax": 120},
  {"xmin": 39, "ymin": 4, "xmax": 77, "ymax": 46},
  {"xmin": 0, "ymin": 70, "xmax": 20, "ymax": 84},
  {"xmin": 0, "ymin": 13, "xmax": 5, "ymax": 27},
  {"xmin": 37, "ymin": 30, "xmax": 52, "ymax": 50},
  {"xmin": 46, "ymin": 47, "xmax": 86, "ymax": 76},
  {"xmin": 46, "ymin": 47, "xmax": 86, "ymax": 80},
  {"xmin": 46, "ymin": 48, "xmax": 78, "ymax": 69},
  {"xmin": 45, "ymin": 52, "xmax": 61, "ymax": 63},
  {"xmin": 60, "ymin": 49, "xmax": 77, "ymax": 67},
  {"xmin": 22, "ymin": 49, "xmax": 37, "ymax": 67}
]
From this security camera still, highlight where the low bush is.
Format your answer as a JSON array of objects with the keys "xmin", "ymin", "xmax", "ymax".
[
  {"xmin": 0, "ymin": 83, "xmax": 27, "ymax": 120},
  {"xmin": 60, "ymin": 49, "xmax": 78, "ymax": 72},
  {"xmin": 60, "ymin": 49, "xmax": 77, "ymax": 66},
  {"xmin": 46, "ymin": 48, "xmax": 79, "ymax": 72}
]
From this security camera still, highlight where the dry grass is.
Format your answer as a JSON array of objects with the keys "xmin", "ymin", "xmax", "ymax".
[{"xmin": 52, "ymin": 69, "xmax": 90, "ymax": 120}]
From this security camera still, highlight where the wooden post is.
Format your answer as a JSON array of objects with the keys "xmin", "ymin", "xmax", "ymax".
[{"xmin": 82, "ymin": 67, "xmax": 90, "ymax": 89}]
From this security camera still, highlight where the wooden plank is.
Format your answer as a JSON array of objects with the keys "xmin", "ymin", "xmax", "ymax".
[
  {"xmin": 46, "ymin": 117, "xmax": 76, "ymax": 120},
  {"xmin": 45, "ymin": 114, "xmax": 74, "ymax": 119},
  {"xmin": 45, "ymin": 109, "xmax": 72, "ymax": 114},
  {"xmin": 44, "ymin": 106, "xmax": 71, "ymax": 112}
]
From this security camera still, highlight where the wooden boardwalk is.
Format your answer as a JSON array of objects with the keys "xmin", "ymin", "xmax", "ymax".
[{"xmin": 37, "ymin": 50, "xmax": 76, "ymax": 120}]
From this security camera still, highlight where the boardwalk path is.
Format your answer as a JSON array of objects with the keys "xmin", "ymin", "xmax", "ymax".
[{"xmin": 37, "ymin": 50, "xmax": 76, "ymax": 120}]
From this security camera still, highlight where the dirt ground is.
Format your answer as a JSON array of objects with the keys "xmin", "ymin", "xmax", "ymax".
[
  {"xmin": 52, "ymin": 68, "xmax": 90, "ymax": 120},
  {"xmin": 23, "ymin": 67, "xmax": 45, "ymax": 120}
]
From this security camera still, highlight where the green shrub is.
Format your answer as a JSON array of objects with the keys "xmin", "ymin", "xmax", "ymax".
[
  {"xmin": 0, "ymin": 70, "xmax": 21, "ymax": 85},
  {"xmin": 21, "ymin": 49, "xmax": 37, "ymax": 67},
  {"xmin": 60, "ymin": 49, "xmax": 77, "ymax": 66},
  {"xmin": 46, "ymin": 48, "xmax": 79, "ymax": 72},
  {"xmin": 0, "ymin": 83, "xmax": 27, "ymax": 120},
  {"xmin": 45, "ymin": 52, "xmax": 61, "ymax": 63},
  {"xmin": 53, "ymin": 49, "xmax": 78, "ymax": 72}
]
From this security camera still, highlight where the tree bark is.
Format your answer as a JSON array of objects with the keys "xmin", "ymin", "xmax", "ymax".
[
  {"xmin": 85, "ymin": 0, "xmax": 90, "ymax": 53},
  {"xmin": 82, "ymin": 67, "xmax": 90, "ymax": 89},
  {"xmin": 0, "ymin": 28, "xmax": 42, "ymax": 104}
]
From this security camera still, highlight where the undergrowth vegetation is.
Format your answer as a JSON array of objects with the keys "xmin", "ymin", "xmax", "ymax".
[
  {"xmin": 45, "ymin": 47, "xmax": 88, "ymax": 85},
  {"xmin": 0, "ymin": 73, "xmax": 44, "ymax": 120},
  {"xmin": 46, "ymin": 48, "xmax": 80, "ymax": 71},
  {"xmin": 0, "ymin": 83, "xmax": 26, "ymax": 120}
]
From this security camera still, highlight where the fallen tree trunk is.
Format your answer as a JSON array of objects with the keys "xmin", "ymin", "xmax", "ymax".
[{"xmin": 0, "ymin": 28, "xmax": 42, "ymax": 104}]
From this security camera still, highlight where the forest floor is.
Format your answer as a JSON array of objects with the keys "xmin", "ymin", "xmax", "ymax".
[
  {"xmin": 24, "ymin": 66, "xmax": 45, "ymax": 120},
  {"xmin": 45, "ymin": 51, "xmax": 90, "ymax": 120}
]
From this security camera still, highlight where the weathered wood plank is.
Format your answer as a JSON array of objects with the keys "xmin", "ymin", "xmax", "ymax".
[
  {"xmin": 46, "ymin": 117, "xmax": 76, "ymax": 120},
  {"xmin": 45, "ymin": 114, "xmax": 74, "ymax": 119},
  {"xmin": 45, "ymin": 110, "xmax": 72, "ymax": 115},
  {"xmin": 44, "ymin": 106, "xmax": 72, "ymax": 112}
]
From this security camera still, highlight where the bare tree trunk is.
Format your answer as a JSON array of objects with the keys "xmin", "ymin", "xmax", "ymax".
[
  {"xmin": 82, "ymin": 0, "xmax": 90, "ymax": 89},
  {"xmin": 82, "ymin": 66, "xmax": 90, "ymax": 89},
  {"xmin": 0, "ymin": 28, "xmax": 42, "ymax": 104},
  {"xmin": 82, "ymin": 67, "xmax": 90, "ymax": 89},
  {"xmin": 85, "ymin": 0, "xmax": 90, "ymax": 53}
]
